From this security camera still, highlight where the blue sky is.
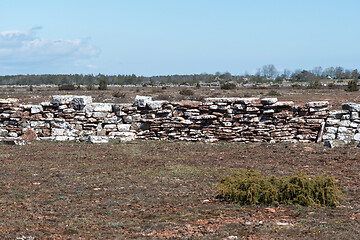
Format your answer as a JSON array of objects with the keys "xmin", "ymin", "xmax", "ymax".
[{"xmin": 0, "ymin": 0, "xmax": 359, "ymax": 76}]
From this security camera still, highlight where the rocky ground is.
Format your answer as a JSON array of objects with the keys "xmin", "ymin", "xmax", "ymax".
[{"xmin": 0, "ymin": 140, "xmax": 359, "ymax": 239}]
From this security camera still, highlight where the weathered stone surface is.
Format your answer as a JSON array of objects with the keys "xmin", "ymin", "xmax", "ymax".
[
  {"xmin": 0, "ymin": 98, "xmax": 18, "ymax": 103},
  {"xmin": 134, "ymin": 95, "xmax": 152, "ymax": 107},
  {"xmin": 147, "ymin": 101, "xmax": 166, "ymax": 110},
  {"xmin": 52, "ymin": 95, "xmax": 74, "ymax": 104},
  {"xmin": 73, "ymin": 96, "xmax": 92, "ymax": 105},
  {"xmin": 306, "ymin": 101, "xmax": 329, "ymax": 108},
  {"xmin": 324, "ymin": 140, "xmax": 345, "ymax": 148},
  {"xmin": 87, "ymin": 135, "xmax": 109, "ymax": 143},
  {"xmin": 92, "ymin": 112, "xmax": 108, "ymax": 118},
  {"xmin": 342, "ymin": 103, "xmax": 360, "ymax": 112},
  {"xmin": 178, "ymin": 100, "xmax": 201, "ymax": 108},
  {"xmin": 0, "ymin": 95, "xmax": 358, "ymax": 146},
  {"xmin": 354, "ymin": 133, "xmax": 360, "ymax": 141},
  {"xmin": 0, "ymin": 129, "xmax": 8, "ymax": 137},
  {"xmin": 117, "ymin": 124, "xmax": 131, "ymax": 132},
  {"xmin": 91, "ymin": 103, "xmax": 112, "ymax": 112},
  {"xmin": 261, "ymin": 98, "xmax": 278, "ymax": 105},
  {"xmin": 31, "ymin": 105, "xmax": 43, "ymax": 114}
]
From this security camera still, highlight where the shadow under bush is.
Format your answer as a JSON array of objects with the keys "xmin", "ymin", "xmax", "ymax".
[{"xmin": 218, "ymin": 169, "xmax": 341, "ymax": 207}]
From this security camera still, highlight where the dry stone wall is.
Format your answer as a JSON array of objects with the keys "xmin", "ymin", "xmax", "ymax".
[
  {"xmin": 1, "ymin": 95, "xmax": 340, "ymax": 145},
  {"xmin": 323, "ymin": 103, "xmax": 360, "ymax": 147}
]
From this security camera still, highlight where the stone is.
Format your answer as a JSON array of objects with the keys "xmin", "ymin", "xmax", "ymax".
[
  {"xmin": 51, "ymin": 121, "xmax": 69, "ymax": 129},
  {"xmin": 236, "ymin": 98, "xmax": 260, "ymax": 105},
  {"xmin": 325, "ymin": 127, "xmax": 337, "ymax": 134},
  {"xmin": 323, "ymin": 133, "xmax": 336, "ymax": 140},
  {"xmin": 351, "ymin": 112, "xmax": 359, "ymax": 120},
  {"xmin": 0, "ymin": 129, "xmax": 9, "ymax": 136},
  {"xmin": 8, "ymin": 132, "xmax": 18, "ymax": 137},
  {"xmin": 354, "ymin": 133, "xmax": 360, "ymax": 141},
  {"xmin": 92, "ymin": 112, "xmax": 108, "ymax": 118},
  {"xmin": 91, "ymin": 103, "xmax": 112, "ymax": 112},
  {"xmin": 306, "ymin": 101, "xmax": 329, "ymax": 108},
  {"xmin": 326, "ymin": 119, "xmax": 340, "ymax": 126},
  {"xmin": 103, "ymin": 124, "xmax": 117, "ymax": 129},
  {"xmin": 134, "ymin": 95, "xmax": 152, "ymax": 107},
  {"xmin": 0, "ymin": 98, "xmax": 18, "ymax": 103},
  {"xmin": 272, "ymin": 101, "xmax": 294, "ymax": 107},
  {"xmin": 30, "ymin": 121, "xmax": 47, "ymax": 128},
  {"xmin": 55, "ymin": 136, "xmax": 67, "ymax": 141},
  {"xmin": 324, "ymin": 140, "xmax": 344, "ymax": 148},
  {"xmin": 104, "ymin": 116, "xmax": 119, "ymax": 124},
  {"xmin": 52, "ymin": 95, "xmax": 74, "ymax": 104},
  {"xmin": 123, "ymin": 115, "xmax": 133, "ymax": 123},
  {"xmin": 87, "ymin": 135, "xmax": 109, "ymax": 144},
  {"xmin": 40, "ymin": 101, "xmax": 52, "ymax": 106},
  {"xmin": 342, "ymin": 102, "xmax": 360, "ymax": 112},
  {"xmin": 51, "ymin": 128, "xmax": 65, "ymax": 136},
  {"xmin": 261, "ymin": 98, "xmax": 278, "ymax": 105},
  {"xmin": 73, "ymin": 96, "xmax": 92, "ymax": 105},
  {"xmin": 337, "ymin": 132, "xmax": 353, "ymax": 141},
  {"xmin": 178, "ymin": 100, "xmax": 201, "ymax": 108},
  {"xmin": 328, "ymin": 110, "xmax": 348, "ymax": 119},
  {"xmin": 112, "ymin": 104, "xmax": 123, "ymax": 112},
  {"xmin": 109, "ymin": 132, "xmax": 136, "ymax": 142},
  {"xmin": 340, "ymin": 120, "xmax": 351, "ymax": 127},
  {"xmin": 31, "ymin": 105, "xmax": 43, "ymax": 114},
  {"xmin": 147, "ymin": 101, "xmax": 166, "ymax": 110},
  {"xmin": 117, "ymin": 124, "xmax": 131, "ymax": 132}
]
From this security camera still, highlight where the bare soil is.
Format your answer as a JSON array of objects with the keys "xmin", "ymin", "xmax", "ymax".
[{"xmin": 0, "ymin": 141, "xmax": 359, "ymax": 239}]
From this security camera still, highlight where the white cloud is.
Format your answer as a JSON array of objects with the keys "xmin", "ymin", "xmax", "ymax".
[{"xmin": 0, "ymin": 27, "xmax": 100, "ymax": 73}]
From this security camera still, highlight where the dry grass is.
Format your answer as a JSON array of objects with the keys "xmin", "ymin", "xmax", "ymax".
[
  {"xmin": 0, "ymin": 140, "xmax": 359, "ymax": 239},
  {"xmin": 1, "ymin": 85, "xmax": 360, "ymax": 109}
]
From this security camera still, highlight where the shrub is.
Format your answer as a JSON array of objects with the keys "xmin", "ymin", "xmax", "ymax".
[
  {"xmin": 58, "ymin": 84, "xmax": 75, "ymax": 91},
  {"xmin": 218, "ymin": 169, "xmax": 341, "ymax": 207},
  {"xmin": 86, "ymin": 83, "xmax": 95, "ymax": 90},
  {"xmin": 327, "ymin": 82, "xmax": 335, "ymax": 89},
  {"xmin": 112, "ymin": 91, "xmax": 126, "ymax": 98},
  {"xmin": 98, "ymin": 78, "xmax": 108, "ymax": 90},
  {"xmin": 266, "ymin": 90, "xmax": 281, "ymax": 96},
  {"xmin": 179, "ymin": 89, "xmax": 194, "ymax": 96},
  {"xmin": 221, "ymin": 82, "xmax": 237, "ymax": 90},
  {"xmin": 306, "ymin": 80, "xmax": 321, "ymax": 89},
  {"xmin": 345, "ymin": 80, "xmax": 359, "ymax": 92}
]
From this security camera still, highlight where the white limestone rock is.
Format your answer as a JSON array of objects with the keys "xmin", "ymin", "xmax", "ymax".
[
  {"xmin": 52, "ymin": 95, "xmax": 74, "ymax": 104},
  {"xmin": 342, "ymin": 102, "xmax": 360, "ymax": 112},
  {"xmin": 92, "ymin": 112, "xmax": 108, "ymax": 118},
  {"xmin": 0, "ymin": 129, "xmax": 8, "ymax": 137},
  {"xmin": 261, "ymin": 98, "xmax": 278, "ymax": 105},
  {"xmin": 0, "ymin": 98, "xmax": 18, "ymax": 104},
  {"xmin": 91, "ymin": 103, "xmax": 112, "ymax": 112},
  {"xmin": 87, "ymin": 135, "xmax": 109, "ymax": 144},
  {"xmin": 306, "ymin": 101, "xmax": 329, "ymax": 108},
  {"xmin": 134, "ymin": 95, "xmax": 152, "ymax": 107},
  {"xmin": 353, "ymin": 133, "xmax": 360, "ymax": 141},
  {"xmin": 73, "ymin": 96, "xmax": 92, "ymax": 105},
  {"xmin": 147, "ymin": 100, "xmax": 166, "ymax": 110},
  {"xmin": 117, "ymin": 124, "xmax": 131, "ymax": 132}
]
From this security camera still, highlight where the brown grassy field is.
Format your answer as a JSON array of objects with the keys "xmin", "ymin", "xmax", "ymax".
[
  {"xmin": 1, "ymin": 84, "xmax": 359, "ymax": 109},
  {"xmin": 0, "ymin": 140, "xmax": 359, "ymax": 239}
]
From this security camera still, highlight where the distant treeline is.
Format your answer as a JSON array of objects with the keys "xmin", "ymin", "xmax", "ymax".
[
  {"xmin": 0, "ymin": 73, "xmax": 237, "ymax": 85},
  {"xmin": 0, "ymin": 65, "xmax": 359, "ymax": 85}
]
